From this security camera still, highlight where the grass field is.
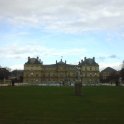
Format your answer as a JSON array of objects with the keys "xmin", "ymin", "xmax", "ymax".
[{"xmin": 0, "ymin": 86, "xmax": 124, "ymax": 124}]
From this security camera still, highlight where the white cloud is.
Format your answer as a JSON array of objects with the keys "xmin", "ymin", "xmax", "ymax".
[
  {"xmin": 0, "ymin": 0, "xmax": 124, "ymax": 70},
  {"xmin": 99, "ymin": 62, "xmax": 121, "ymax": 71},
  {"xmin": 0, "ymin": 43, "xmax": 86, "ymax": 60},
  {"xmin": 0, "ymin": 0, "xmax": 124, "ymax": 33},
  {"xmin": 0, "ymin": 43, "xmax": 86, "ymax": 70},
  {"xmin": 0, "ymin": 42, "xmax": 122, "ymax": 70},
  {"xmin": 10, "ymin": 64, "xmax": 24, "ymax": 70}
]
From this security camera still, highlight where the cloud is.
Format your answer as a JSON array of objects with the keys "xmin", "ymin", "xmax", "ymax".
[
  {"xmin": 0, "ymin": 0, "xmax": 124, "ymax": 33},
  {"xmin": 98, "ymin": 56, "xmax": 106, "ymax": 61},
  {"xmin": 109, "ymin": 55, "xmax": 117, "ymax": 59},
  {"xmin": 98, "ymin": 54, "xmax": 119, "ymax": 61},
  {"xmin": 99, "ymin": 62, "xmax": 122, "ymax": 71},
  {"xmin": 97, "ymin": 54, "xmax": 122, "ymax": 71},
  {"xmin": 10, "ymin": 64, "xmax": 24, "ymax": 70},
  {"xmin": 0, "ymin": 42, "xmax": 121, "ymax": 70},
  {"xmin": 0, "ymin": 43, "xmax": 86, "ymax": 60}
]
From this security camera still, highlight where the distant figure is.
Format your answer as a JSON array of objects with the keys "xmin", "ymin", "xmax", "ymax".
[
  {"xmin": 11, "ymin": 79, "xmax": 15, "ymax": 86},
  {"xmin": 115, "ymin": 80, "xmax": 119, "ymax": 86}
]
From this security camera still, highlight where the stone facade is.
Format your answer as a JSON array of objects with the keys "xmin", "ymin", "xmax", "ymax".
[
  {"xmin": 23, "ymin": 57, "xmax": 99, "ymax": 84},
  {"xmin": 79, "ymin": 57, "xmax": 99, "ymax": 84}
]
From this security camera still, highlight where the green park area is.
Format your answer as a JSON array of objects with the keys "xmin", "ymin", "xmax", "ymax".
[{"xmin": 0, "ymin": 86, "xmax": 124, "ymax": 124}]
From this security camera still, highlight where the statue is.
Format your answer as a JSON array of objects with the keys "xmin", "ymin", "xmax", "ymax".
[{"xmin": 74, "ymin": 66, "xmax": 82, "ymax": 96}]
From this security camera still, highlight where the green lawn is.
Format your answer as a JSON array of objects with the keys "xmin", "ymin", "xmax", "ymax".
[{"xmin": 0, "ymin": 86, "xmax": 124, "ymax": 124}]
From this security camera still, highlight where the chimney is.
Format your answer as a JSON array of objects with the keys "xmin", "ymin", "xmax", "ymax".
[
  {"xmin": 28, "ymin": 57, "xmax": 30, "ymax": 61},
  {"xmin": 93, "ymin": 57, "xmax": 95, "ymax": 62}
]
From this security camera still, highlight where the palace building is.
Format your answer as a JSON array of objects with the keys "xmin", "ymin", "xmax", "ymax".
[{"xmin": 23, "ymin": 57, "xmax": 99, "ymax": 85}]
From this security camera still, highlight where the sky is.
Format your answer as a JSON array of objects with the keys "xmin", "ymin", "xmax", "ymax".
[{"xmin": 0, "ymin": 0, "xmax": 124, "ymax": 71}]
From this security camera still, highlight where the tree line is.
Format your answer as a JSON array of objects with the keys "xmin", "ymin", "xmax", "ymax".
[{"xmin": 0, "ymin": 67, "xmax": 23, "ymax": 83}]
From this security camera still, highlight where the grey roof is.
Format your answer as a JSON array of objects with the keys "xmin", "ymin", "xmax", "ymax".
[
  {"xmin": 56, "ymin": 59, "xmax": 66, "ymax": 65},
  {"xmin": 25, "ymin": 57, "xmax": 42, "ymax": 64},
  {"xmin": 101, "ymin": 67, "xmax": 117, "ymax": 73},
  {"xmin": 79, "ymin": 58, "xmax": 99, "ymax": 66}
]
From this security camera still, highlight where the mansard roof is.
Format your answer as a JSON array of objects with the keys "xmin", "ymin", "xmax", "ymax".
[
  {"xmin": 56, "ymin": 59, "xmax": 66, "ymax": 65},
  {"xmin": 56, "ymin": 59, "xmax": 77, "ymax": 67},
  {"xmin": 43, "ymin": 63, "xmax": 76, "ymax": 67},
  {"xmin": 79, "ymin": 57, "xmax": 99, "ymax": 66},
  {"xmin": 101, "ymin": 67, "xmax": 117, "ymax": 73},
  {"xmin": 25, "ymin": 57, "xmax": 43, "ymax": 64},
  {"xmin": 24, "ymin": 56, "xmax": 99, "ymax": 67}
]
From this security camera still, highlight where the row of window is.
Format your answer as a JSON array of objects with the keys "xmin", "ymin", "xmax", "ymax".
[
  {"xmin": 24, "ymin": 72, "xmax": 98, "ymax": 78},
  {"xmin": 25, "ymin": 65, "xmax": 99, "ymax": 71},
  {"xmin": 81, "ymin": 66, "xmax": 99, "ymax": 71}
]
